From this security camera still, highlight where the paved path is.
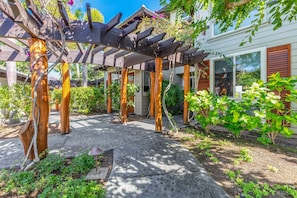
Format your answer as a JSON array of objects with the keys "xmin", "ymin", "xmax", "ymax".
[{"xmin": 0, "ymin": 113, "xmax": 229, "ymax": 198}]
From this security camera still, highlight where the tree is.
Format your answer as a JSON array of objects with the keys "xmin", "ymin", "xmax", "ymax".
[
  {"xmin": 83, "ymin": 8, "xmax": 104, "ymax": 23},
  {"xmin": 161, "ymin": 0, "xmax": 297, "ymax": 44}
]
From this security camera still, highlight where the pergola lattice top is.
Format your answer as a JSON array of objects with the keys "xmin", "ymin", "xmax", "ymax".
[{"xmin": 0, "ymin": 0, "xmax": 207, "ymax": 71}]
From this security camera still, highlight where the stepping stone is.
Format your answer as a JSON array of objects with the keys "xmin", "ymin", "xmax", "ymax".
[{"xmin": 86, "ymin": 167, "xmax": 109, "ymax": 180}]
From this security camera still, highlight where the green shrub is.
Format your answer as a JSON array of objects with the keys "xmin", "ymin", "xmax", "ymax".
[
  {"xmin": 106, "ymin": 82, "xmax": 139, "ymax": 111},
  {"xmin": 0, "ymin": 84, "xmax": 31, "ymax": 120},
  {"xmin": 162, "ymin": 80, "xmax": 184, "ymax": 115},
  {"xmin": 186, "ymin": 72, "xmax": 297, "ymax": 145},
  {"xmin": 51, "ymin": 86, "xmax": 105, "ymax": 114}
]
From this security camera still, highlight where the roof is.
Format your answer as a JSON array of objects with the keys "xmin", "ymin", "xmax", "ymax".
[{"xmin": 118, "ymin": 5, "xmax": 158, "ymax": 29}]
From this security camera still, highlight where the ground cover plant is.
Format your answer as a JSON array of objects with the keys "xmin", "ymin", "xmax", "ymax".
[
  {"xmin": 0, "ymin": 153, "xmax": 105, "ymax": 197},
  {"xmin": 174, "ymin": 127, "xmax": 297, "ymax": 198}
]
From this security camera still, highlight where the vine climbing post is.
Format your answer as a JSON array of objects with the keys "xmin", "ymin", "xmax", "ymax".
[
  {"xmin": 149, "ymin": 71, "xmax": 155, "ymax": 118},
  {"xmin": 155, "ymin": 57, "xmax": 163, "ymax": 132},
  {"xmin": 107, "ymin": 72, "xmax": 112, "ymax": 113},
  {"xmin": 60, "ymin": 61, "xmax": 70, "ymax": 134},
  {"xmin": 120, "ymin": 68, "xmax": 128, "ymax": 124},
  {"xmin": 19, "ymin": 38, "xmax": 49, "ymax": 160},
  {"xmin": 183, "ymin": 64, "xmax": 190, "ymax": 124}
]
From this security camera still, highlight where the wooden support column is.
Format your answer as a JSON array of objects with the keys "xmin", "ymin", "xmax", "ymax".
[
  {"xmin": 183, "ymin": 64, "xmax": 190, "ymax": 124},
  {"xmin": 155, "ymin": 57, "xmax": 163, "ymax": 132},
  {"xmin": 60, "ymin": 61, "xmax": 70, "ymax": 134},
  {"xmin": 120, "ymin": 68, "xmax": 128, "ymax": 124},
  {"xmin": 107, "ymin": 72, "xmax": 112, "ymax": 113},
  {"xmin": 19, "ymin": 38, "xmax": 49, "ymax": 160},
  {"xmin": 149, "ymin": 71, "xmax": 155, "ymax": 118}
]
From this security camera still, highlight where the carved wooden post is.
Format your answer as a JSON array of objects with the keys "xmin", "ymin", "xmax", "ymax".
[
  {"xmin": 60, "ymin": 61, "xmax": 70, "ymax": 134},
  {"xmin": 155, "ymin": 57, "xmax": 163, "ymax": 132},
  {"xmin": 19, "ymin": 38, "xmax": 49, "ymax": 160},
  {"xmin": 149, "ymin": 71, "xmax": 155, "ymax": 118},
  {"xmin": 183, "ymin": 64, "xmax": 190, "ymax": 124},
  {"xmin": 120, "ymin": 68, "xmax": 128, "ymax": 124},
  {"xmin": 107, "ymin": 72, "xmax": 112, "ymax": 113}
]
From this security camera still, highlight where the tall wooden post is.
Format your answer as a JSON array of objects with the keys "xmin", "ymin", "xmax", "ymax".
[
  {"xmin": 149, "ymin": 71, "xmax": 155, "ymax": 118},
  {"xmin": 183, "ymin": 64, "xmax": 190, "ymax": 124},
  {"xmin": 60, "ymin": 61, "xmax": 70, "ymax": 134},
  {"xmin": 107, "ymin": 72, "xmax": 112, "ymax": 113},
  {"xmin": 155, "ymin": 58, "xmax": 163, "ymax": 132},
  {"xmin": 120, "ymin": 68, "xmax": 128, "ymax": 124},
  {"xmin": 19, "ymin": 38, "xmax": 49, "ymax": 160}
]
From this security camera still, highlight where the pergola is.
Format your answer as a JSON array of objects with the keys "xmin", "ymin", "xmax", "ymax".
[{"xmin": 0, "ymin": 0, "xmax": 207, "ymax": 159}]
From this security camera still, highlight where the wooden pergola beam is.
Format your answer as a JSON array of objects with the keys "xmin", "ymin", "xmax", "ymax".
[
  {"xmin": 60, "ymin": 61, "xmax": 70, "ymax": 134},
  {"xmin": 0, "ymin": 38, "xmax": 20, "ymax": 51},
  {"xmin": 86, "ymin": 3, "xmax": 93, "ymax": 30},
  {"xmin": 120, "ymin": 67, "xmax": 128, "ymax": 124},
  {"xmin": 105, "ymin": 13, "xmax": 122, "ymax": 32},
  {"xmin": 154, "ymin": 57, "xmax": 163, "ymax": 132},
  {"xmin": 183, "ymin": 64, "xmax": 190, "ymax": 124},
  {"xmin": 58, "ymin": 0, "xmax": 70, "ymax": 26}
]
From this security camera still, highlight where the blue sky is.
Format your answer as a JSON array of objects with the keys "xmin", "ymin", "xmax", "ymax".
[{"xmin": 72, "ymin": 0, "xmax": 163, "ymax": 23}]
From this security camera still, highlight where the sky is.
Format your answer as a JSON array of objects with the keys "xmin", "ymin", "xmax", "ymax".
[{"xmin": 72, "ymin": 0, "xmax": 163, "ymax": 23}]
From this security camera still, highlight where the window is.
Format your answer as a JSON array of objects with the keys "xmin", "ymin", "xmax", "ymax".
[
  {"xmin": 213, "ymin": 9, "xmax": 258, "ymax": 36},
  {"xmin": 214, "ymin": 51, "xmax": 261, "ymax": 97}
]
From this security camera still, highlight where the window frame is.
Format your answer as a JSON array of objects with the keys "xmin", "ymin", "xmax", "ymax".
[{"xmin": 210, "ymin": 47, "xmax": 267, "ymax": 98}]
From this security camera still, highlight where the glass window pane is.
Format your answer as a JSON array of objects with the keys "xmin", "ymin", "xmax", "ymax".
[
  {"xmin": 235, "ymin": 51, "xmax": 260, "ymax": 96},
  {"xmin": 214, "ymin": 58, "xmax": 233, "ymax": 96}
]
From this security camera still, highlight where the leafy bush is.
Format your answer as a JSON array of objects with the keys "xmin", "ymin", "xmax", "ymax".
[
  {"xmin": 106, "ymin": 82, "xmax": 139, "ymax": 111},
  {"xmin": 0, "ymin": 84, "xmax": 31, "ymax": 120},
  {"xmin": 162, "ymin": 80, "xmax": 184, "ymax": 115},
  {"xmin": 51, "ymin": 86, "xmax": 105, "ymax": 114},
  {"xmin": 186, "ymin": 72, "xmax": 297, "ymax": 144}
]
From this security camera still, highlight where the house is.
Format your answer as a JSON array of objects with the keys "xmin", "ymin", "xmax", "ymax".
[{"xmin": 191, "ymin": 6, "xmax": 297, "ymax": 131}]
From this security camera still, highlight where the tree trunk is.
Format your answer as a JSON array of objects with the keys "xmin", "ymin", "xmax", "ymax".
[
  {"xmin": 107, "ymin": 72, "xmax": 112, "ymax": 113},
  {"xmin": 82, "ymin": 64, "xmax": 88, "ymax": 87},
  {"xmin": 60, "ymin": 61, "xmax": 70, "ymax": 134},
  {"xmin": 6, "ymin": 62, "xmax": 18, "ymax": 123},
  {"xmin": 155, "ymin": 58, "xmax": 163, "ymax": 132},
  {"xmin": 6, "ymin": 62, "xmax": 17, "ymax": 87},
  {"xmin": 19, "ymin": 38, "xmax": 49, "ymax": 160}
]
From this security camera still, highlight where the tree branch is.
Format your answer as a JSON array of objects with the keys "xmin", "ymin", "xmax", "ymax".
[{"xmin": 225, "ymin": 0, "xmax": 252, "ymax": 9}]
